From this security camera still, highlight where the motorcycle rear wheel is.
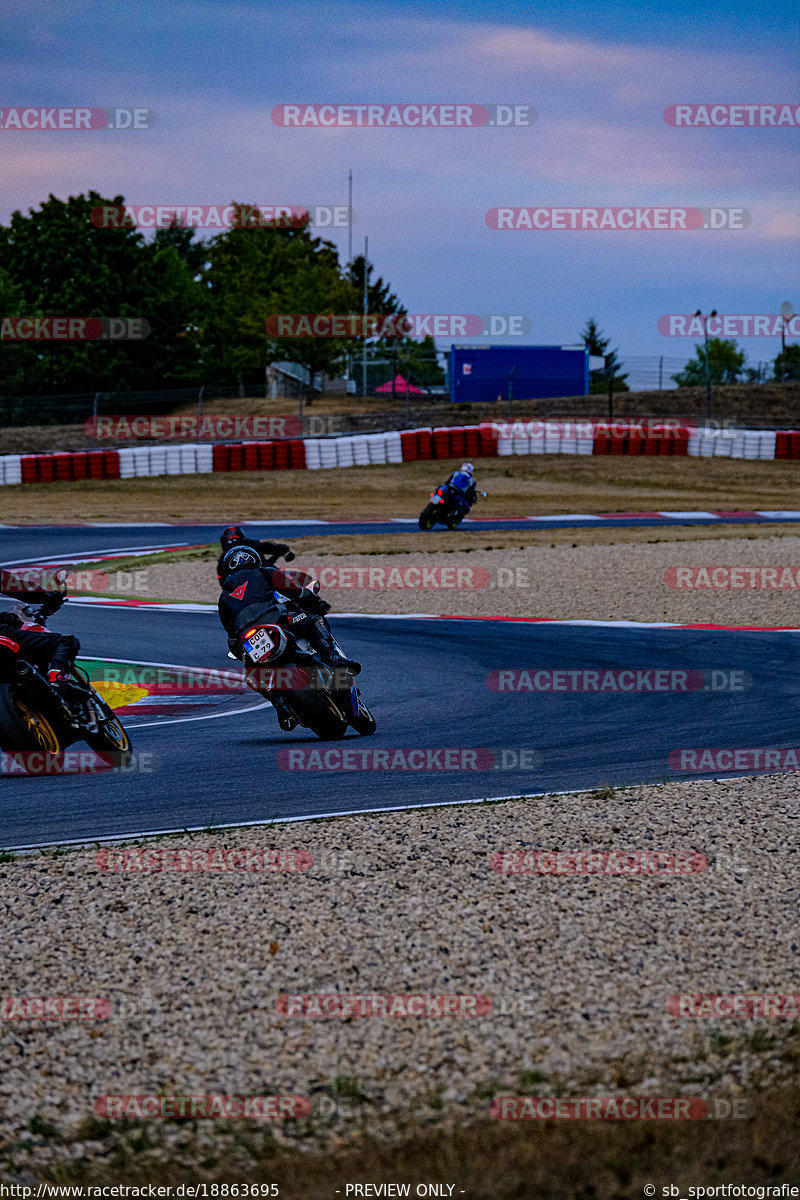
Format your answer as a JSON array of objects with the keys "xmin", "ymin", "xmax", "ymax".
[{"xmin": 0, "ymin": 684, "xmax": 62, "ymax": 754}]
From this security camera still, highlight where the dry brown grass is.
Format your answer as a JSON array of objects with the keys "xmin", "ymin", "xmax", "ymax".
[
  {"xmin": 34, "ymin": 1084, "xmax": 800, "ymax": 1195},
  {"xmin": 4, "ymin": 454, "xmax": 800, "ymax": 524}
]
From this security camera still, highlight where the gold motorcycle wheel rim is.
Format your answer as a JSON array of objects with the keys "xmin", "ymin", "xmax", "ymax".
[{"xmin": 13, "ymin": 699, "xmax": 61, "ymax": 753}]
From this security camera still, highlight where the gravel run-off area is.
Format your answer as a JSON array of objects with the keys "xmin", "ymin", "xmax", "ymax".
[
  {"xmin": 0, "ymin": 774, "xmax": 799, "ymax": 1173},
  {"xmin": 141, "ymin": 534, "xmax": 800, "ymax": 625}
]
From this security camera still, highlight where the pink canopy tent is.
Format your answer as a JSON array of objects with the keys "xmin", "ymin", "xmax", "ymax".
[{"xmin": 375, "ymin": 374, "xmax": 422, "ymax": 394}]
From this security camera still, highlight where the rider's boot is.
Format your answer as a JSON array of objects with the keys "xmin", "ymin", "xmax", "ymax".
[
  {"xmin": 270, "ymin": 693, "xmax": 298, "ymax": 732},
  {"xmin": 311, "ymin": 617, "xmax": 361, "ymax": 676}
]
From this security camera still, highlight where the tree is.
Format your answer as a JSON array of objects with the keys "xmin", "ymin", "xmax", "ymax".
[
  {"xmin": 346, "ymin": 256, "xmax": 402, "ymax": 316},
  {"xmin": 672, "ymin": 339, "xmax": 746, "ymax": 386},
  {"xmin": 0, "ymin": 191, "xmax": 203, "ymax": 393},
  {"xmin": 272, "ymin": 238, "xmax": 360, "ymax": 403},
  {"xmin": 136, "ymin": 235, "xmax": 205, "ymax": 387},
  {"xmin": 199, "ymin": 205, "xmax": 312, "ymax": 389},
  {"xmin": 0, "ymin": 266, "xmax": 37, "ymax": 398},
  {"xmin": 154, "ymin": 221, "xmax": 209, "ymax": 279},
  {"xmin": 344, "ymin": 257, "xmax": 446, "ymax": 393},
  {"xmin": 773, "ymin": 344, "xmax": 800, "ymax": 381},
  {"xmin": 580, "ymin": 317, "xmax": 629, "ymax": 392},
  {"xmin": 394, "ymin": 335, "xmax": 445, "ymax": 389}
]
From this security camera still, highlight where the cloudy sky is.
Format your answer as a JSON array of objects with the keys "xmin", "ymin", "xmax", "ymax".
[{"xmin": 1, "ymin": 0, "xmax": 798, "ymax": 374}]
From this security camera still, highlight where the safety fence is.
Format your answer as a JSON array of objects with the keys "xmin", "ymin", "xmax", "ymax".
[{"xmin": 2, "ymin": 422, "xmax": 799, "ymax": 486}]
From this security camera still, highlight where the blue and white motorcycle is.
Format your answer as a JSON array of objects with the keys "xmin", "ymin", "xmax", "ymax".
[{"xmin": 419, "ymin": 482, "xmax": 486, "ymax": 530}]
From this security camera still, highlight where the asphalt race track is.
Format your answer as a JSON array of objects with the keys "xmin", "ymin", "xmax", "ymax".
[
  {"xmin": 1, "ymin": 525, "xmax": 798, "ymax": 849},
  {"xmin": 4, "ymin": 511, "xmax": 800, "ymax": 563}
]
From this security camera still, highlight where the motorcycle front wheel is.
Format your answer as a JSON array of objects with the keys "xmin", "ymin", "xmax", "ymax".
[
  {"xmin": 419, "ymin": 504, "xmax": 438, "ymax": 530},
  {"xmin": 350, "ymin": 694, "xmax": 377, "ymax": 736},
  {"xmin": 288, "ymin": 689, "xmax": 349, "ymax": 740},
  {"xmin": 84, "ymin": 691, "xmax": 133, "ymax": 763}
]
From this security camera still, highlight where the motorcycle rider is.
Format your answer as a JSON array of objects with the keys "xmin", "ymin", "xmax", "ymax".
[
  {"xmin": 444, "ymin": 462, "xmax": 478, "ymax": 515},
  {"xmin": 216, "ymin": 526, "xmax": 312, "ymax": 587},
  {"xmin": 217, "ymin": 544, "xmax": 360, "ymax": 732},
  {"xmin": 0, "ymin": 605, "xmax": 90, "ymax": 722}
]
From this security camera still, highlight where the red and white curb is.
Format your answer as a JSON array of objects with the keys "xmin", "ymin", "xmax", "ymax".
[{"xmin": 5, "ymin": 420, "xmax": 800, "ymax": 487}]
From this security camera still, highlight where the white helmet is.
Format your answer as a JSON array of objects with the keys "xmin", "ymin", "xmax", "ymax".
[{"xmin": 461, "ymin": 462, "xmax": 474, "ymax": 475}]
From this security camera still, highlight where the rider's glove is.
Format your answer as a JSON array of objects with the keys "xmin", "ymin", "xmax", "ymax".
[
  {"xmin": 47, "ymin": 669, "xmax": 73, "ymax": 685},
  {"xmin": 283, "ymin": 550, "xmax": 296, "ymax": 562},
  {"xmin": 303, "ymin": 592, "xmax": 330, "ymax": 616}
]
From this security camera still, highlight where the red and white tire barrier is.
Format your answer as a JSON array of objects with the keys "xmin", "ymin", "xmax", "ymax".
[{"xmin": 3, "ymin": 421, "xmax": 799, "ymax": 486}]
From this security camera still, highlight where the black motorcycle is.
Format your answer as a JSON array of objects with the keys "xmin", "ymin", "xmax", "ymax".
[
  {"xmin": 233, "ymin": 591, "xmax": 376, "ymax": 741},
  {"xmin": 0, "ymin": 587, "xmax": 132, "ymax": 762}
]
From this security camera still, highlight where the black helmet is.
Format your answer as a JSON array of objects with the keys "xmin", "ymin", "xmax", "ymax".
[
  {"xmin": 220, "ymin": 544, "xmax": 261, "ymax": 581},
  {"xmin": 220, "ymin": 525, "xmax": 246, "ymax": 551}
]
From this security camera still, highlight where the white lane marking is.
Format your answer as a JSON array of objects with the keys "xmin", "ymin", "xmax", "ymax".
[
  {"xmin": 0, "ymin": 542, "xmax": 199, "ymax": 568},
  {"xmin": 68, "ymin": 599, "xmax": 214, "ymax": 610},
  {"xmin": 526, "ymin": 514, "xmax": 602, "ymax": 521},
  {"xmin": 656, "ymin": 511, "xmax": 720, "ymax": 519},
  {"xmin": 754, "ymin": 511, "xmax": 800, "ymax": 518},
  {"xmin": 4, "ymin": 786, "xmax": 612, "ymax": 852},
  {"xmin": 130, "ymin": 701, "xmax": 270, "ymax": 728},
  {"xmin": 66, "ymin": 608, "xmax": 800, "ymax": 631},
  {"xmin": 26, "ymin": 546, "xmax": 193, "ymax": 565},
  {"xmin": 81, "ymin": 654, "xmax": 239, "ymax": 670}
]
